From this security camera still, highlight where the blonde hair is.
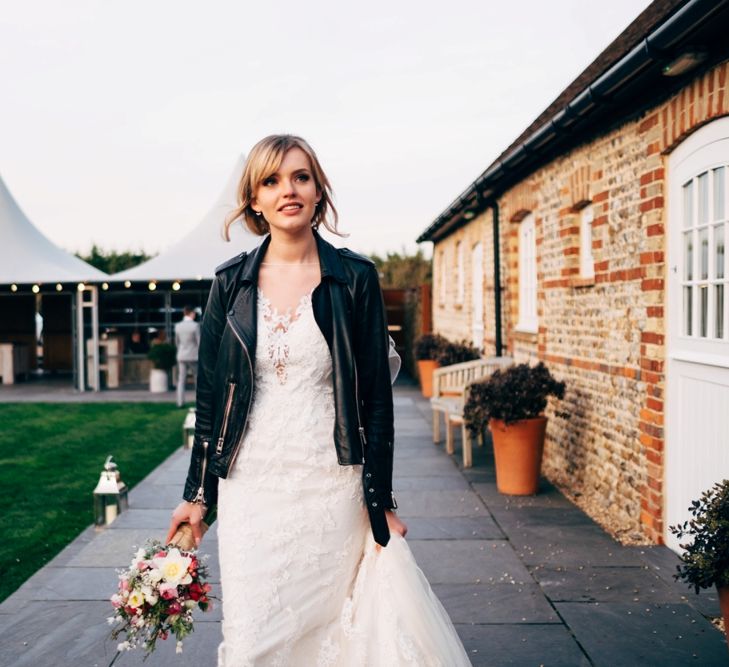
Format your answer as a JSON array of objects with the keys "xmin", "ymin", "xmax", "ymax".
[{"xmin": 224, "ymin": 134, "xmax": 343, "ymax": 239}]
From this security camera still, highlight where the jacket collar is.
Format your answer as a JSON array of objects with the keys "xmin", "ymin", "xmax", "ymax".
[{"xmin": 239, "ymin": 229, "xmax": 347, "ymax": 285}]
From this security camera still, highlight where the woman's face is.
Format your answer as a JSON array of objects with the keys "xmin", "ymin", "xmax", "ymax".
[{"xmin": 251, "ymin": 147, "xmax": 321, "ymax": 235}]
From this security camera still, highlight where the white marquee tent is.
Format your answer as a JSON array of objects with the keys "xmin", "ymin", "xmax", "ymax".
[
  {"xmin": 0, "ymin": 174, "xmax": 109, "ymax": 284},
  {"xmin": 111, "ymin": 155, "xmax": 260, "ymax": 282}
]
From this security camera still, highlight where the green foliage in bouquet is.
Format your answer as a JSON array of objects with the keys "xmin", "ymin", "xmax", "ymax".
[
  {"xmin": 414, "ymin": 333, "xmax": 448, "ymax": 361},
  {"xmin": 670, "ymin": 480, "xmax": 729, "ymax": 594},
  {"xmin": 147, "ymin": 343, "xmax": 177, "ymax": 371},
  {"xmin": 464, "ymin": 362, "xmax": 566, "ymax": 435}
]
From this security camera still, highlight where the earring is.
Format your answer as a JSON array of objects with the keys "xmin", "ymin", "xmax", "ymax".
[{"xmin": 255, "ymin": 211, "xmax": 262, "ymax": 217}]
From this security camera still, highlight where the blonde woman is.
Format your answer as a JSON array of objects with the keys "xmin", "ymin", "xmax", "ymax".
[{"xmin": 167, "ymin": 135, "xmax": 471, "ymax": 666}]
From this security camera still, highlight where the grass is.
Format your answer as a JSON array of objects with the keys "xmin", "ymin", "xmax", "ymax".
[{"xmin": 0, "ymin": 403, "xmax": 186, "ymax": 603}]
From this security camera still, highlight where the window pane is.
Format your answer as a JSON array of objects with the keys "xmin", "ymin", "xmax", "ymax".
[
  {"xmin": 698, "ymin": 172, "xmax": 709, "ymax": 225},
  {"xmin": 700, "ymin": 227, "xmax": 709, "ymax": 280},
  {"xmin": 700, "ymin": 285, "xmax": 708, "ymax": 337},
  {"xmin": 714, "ymin": 167, "xmax": 725, "ymax": 221},
  {"xmin": 684, "ymin": 286, "xmax": 693, "ymax": 336},
  {"xmin": 716, "ymin": 224, "xmax": 725, "ymax": 280},
  {"xmin": 683, "ymin": 180, "xmax": 693, "ymax": 229},
  {"xmin": 716, "ymin": 284, "xmax": 725, "ymax": 339},
  {"xmin": 684, "ymin": 231, "xmax": 693, "ymax": 281}
]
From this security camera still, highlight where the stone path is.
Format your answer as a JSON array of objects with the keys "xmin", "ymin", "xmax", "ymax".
[{"xmin": 0, "ymin": 378, "xmax": 726, "ymax": 666}]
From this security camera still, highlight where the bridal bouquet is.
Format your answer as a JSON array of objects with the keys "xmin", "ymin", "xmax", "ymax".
[{"xmin": 107, "ymin": 539, "xmax": 212, "ymax": 664}]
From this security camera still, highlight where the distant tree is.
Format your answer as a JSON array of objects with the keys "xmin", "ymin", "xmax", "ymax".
[
  {"xmin": 370, "ymin": 248, "xmax": 431, "ymax": 288},
  {"xmin": 76, "ymin": 244, "xmax": 156, "ymax": 274}
]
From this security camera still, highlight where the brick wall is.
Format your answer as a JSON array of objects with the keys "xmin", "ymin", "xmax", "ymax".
[{"xmin": 431, "ymin": 59, "xmax": 729, "ymax": 543}]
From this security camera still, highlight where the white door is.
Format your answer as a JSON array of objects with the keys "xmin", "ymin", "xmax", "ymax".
[
  {"xmin": 665, "ymin": 117, "xmax": 729, "ymax": 551},
  {"xmin": 471, "ymin": 242, "xmax": 484, "ymax": 350}
]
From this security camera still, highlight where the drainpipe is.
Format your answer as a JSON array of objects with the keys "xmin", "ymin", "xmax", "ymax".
[{"xmin": 492, "ymin": 201, "xmax": 503, "ymax": 357}]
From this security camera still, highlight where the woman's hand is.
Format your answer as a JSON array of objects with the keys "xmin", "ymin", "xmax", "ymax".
[
  {"xmin": 165, "ymin": 501, "xmax": 207, "ymax": 547},
  {"xmin": 385, "ymin": 509, "xmax": 407, "ymax": 538}
]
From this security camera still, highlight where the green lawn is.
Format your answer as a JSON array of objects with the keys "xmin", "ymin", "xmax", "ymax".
[{"xmin": 0, "ymin": 403, "xmax": 186, "ymax": 603}]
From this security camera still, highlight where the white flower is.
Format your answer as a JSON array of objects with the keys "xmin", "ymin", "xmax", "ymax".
[
  {"xmin": 185, "ymin": 600, "xmax": 196, "ymax": 609},
  {"xmin": 117, "ymin": 641, "xmax": 131, "ymax": 651},
  {"xmin": 176, "ymin": 641, "xmax": 184, "ymax": 654},
  {"xmin": 127, "ymin": 589, "xmax": 145, "ymax": 608},
  {"xmin": 106, "ymin": 616, "xmax": 117, "ymax": 625},
  {"xmin": 152, "ymin": 548, "xmax": 192, "ymax": 585},
  {"xmin": 148, "ymin": 568, "xmax": 163, "ymax": 583}
]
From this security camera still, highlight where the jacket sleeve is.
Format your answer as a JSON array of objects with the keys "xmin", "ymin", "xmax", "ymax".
[
  {"xmin": 182, "ymin": 276, "xmax": 226, "ymax": 507},
  {"xmin": 354, "ymin": 264, "xmax": 396, "ymax": 509}
]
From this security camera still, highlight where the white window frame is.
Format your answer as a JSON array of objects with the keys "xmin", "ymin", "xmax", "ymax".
[
  {"xmin": 439, "ymin": 249, "xmax": 447, "ymax": 305},
  {"xmin": 580, "ymin": 204, "xmax": 595, "ymax": 279},
  {"xmin": 456, "ymin": 241, "xmax": 465, "ymax": 305},
  {"xmin": 516, "ymin": 213, "xmax": 538, "ymax": 333},
  {"xmin": 668, "ymin": 116, "xmax": 729, "ymax": 365}
]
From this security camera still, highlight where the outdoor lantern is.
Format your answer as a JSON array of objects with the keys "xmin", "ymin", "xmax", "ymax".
[
  {"xmin": 93, "ymin": 455, "xmax": 129, "ymax": 527},
  {"xmin": 183, "ymin": 408, "xmax": 196, "ymax": 449}
]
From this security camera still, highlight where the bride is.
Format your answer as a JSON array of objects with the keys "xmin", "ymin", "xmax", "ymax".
[{"xmin": 167, "ymin": 134, "xmax": 471, "ymax": 666}]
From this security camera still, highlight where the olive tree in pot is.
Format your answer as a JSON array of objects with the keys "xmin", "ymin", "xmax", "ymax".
[
  {"xmin": 670, "ymin": 480, "xmax": 729, "ymax": 646},
  {"xmin": 147, "ymin": 343, "xmax": 177, "ymax": 393},
  {"xmin": 414, "ymin": 333, "xmax": 447, "ymax": 398},
  {"xmin": 464, "ymin": 362, "xmax": 565, "ymax": 495}
]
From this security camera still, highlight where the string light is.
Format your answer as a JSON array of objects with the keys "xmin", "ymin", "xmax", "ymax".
[
  {"xmin": 10, "ymin": 284, "xmax": 17, "ymax": 292},
  {"xmin": 124, "ymin": 281, "xmax": 131, "ymax": 288},
  {"xmin": 172, "ymin": 281, "xmax": 181, "ymax": 291},
  {"xmin": 77, "ymin": 283, "xmax": 85, "ymax": 292},
  {"xmin": 56, "ymin": 283, "xmax": 63, "ymax": 291},
  {"xmin": 102, "ymin": 282, "xmax": 109, "ymax": 290},
  {"xmin": 148, "ymin": 282, "xmax": 157, "ymax": 291},
  {"xmin": 32, "ymin": 285, "xmax": 40, "ymax": 293}
]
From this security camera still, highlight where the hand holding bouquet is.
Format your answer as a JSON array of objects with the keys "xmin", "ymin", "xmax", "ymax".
[{"xmin": 107, "ymin": 539, "xmax": 212, "ymax": 664}]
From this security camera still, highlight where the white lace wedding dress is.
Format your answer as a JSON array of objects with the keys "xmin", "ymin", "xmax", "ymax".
[{"xmin": 216, "ymin": 287, "xmax": 472, "ymax": 666}]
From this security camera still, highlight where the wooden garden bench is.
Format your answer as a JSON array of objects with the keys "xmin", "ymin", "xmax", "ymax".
[{"xmin": 430, "ymin": 356, "xmax": 514, "ymax": 467}]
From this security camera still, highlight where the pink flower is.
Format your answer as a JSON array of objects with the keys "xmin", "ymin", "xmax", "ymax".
[
  {"xmin": 167, "ymin": 601, "xmax": 183, "ymax": 615},
  {"xmin": 119, "ymin": 578, "xmax": 130, "ymax": 591},
  {"xmin": 159, "ymin": 582, "xmax": 178, "ymax": 600}
]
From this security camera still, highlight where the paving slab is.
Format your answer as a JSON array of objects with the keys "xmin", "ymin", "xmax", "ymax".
[
  {"xmin": 455, "ymin": 624, "xmax": 590, "ymax": 667},
  {"xmin": 405, "ymin": 516, "xmax": 504, "ymax": 540},
  {"xmin": 408, "ymin": 540, "xmax": 532, "ymax": 585},
  {"xmin": 395, "ymin": 489, "xmax": 488, "ymax": 518},
  {"xmin": 395, "ymin": 475, "xmax": 471, "ymax": 490},
  {"xmin": 556, "ymin": 602, "xmax": 727, "ymax": 666},
  {"xmin": 433, "ymin": 583, "xmax": 560, "ymax": 623},
  {"xmin": 532, "ymin": 565, "xmax": 684, "ymax": 603}
]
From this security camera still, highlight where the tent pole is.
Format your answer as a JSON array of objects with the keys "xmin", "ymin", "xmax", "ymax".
[{"xmin": 90, "ymin": 286, "xmax": 100, "ymax": 392}]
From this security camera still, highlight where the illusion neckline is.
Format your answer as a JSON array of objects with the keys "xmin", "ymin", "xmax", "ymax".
[{"xmin": 257, "ymin": 285, "xmax": 316, "ymax": 320}]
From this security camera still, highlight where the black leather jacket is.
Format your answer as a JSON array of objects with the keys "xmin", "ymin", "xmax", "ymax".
[{"xmin": 182, "ymin": 230, "xmax": 396, "ymax": 546}]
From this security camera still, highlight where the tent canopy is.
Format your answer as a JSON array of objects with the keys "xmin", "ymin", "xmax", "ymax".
[
  {"xmin": 0, "ymin": 174, "xmax": 109, "ymax": 284},
  {"xmin": 111, "ymin": 155, "xmax": 262, "ymax": 282}
]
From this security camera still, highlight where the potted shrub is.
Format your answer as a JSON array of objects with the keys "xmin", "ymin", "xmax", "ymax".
[
  {"xmin": 464, "ymin": 361, "xmax": 565, "ymax": 495},
  {"xmin": 670, "ymin": 480, "xmax": 729, "ymax": 644},
  {"xmin": 147, "ymin": 343, "xmax": 176, "ymax": 393},
  {"xmin": 414, "ymin": 333, "xmax": 447, "ymax": 398},
  {"xmin": 436, "ymin": 339, "xmax": 480, "ymax": 368}
]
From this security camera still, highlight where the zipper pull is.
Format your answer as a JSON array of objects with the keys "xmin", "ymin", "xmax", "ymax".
[
  {"xmin": 358, "ymin": 426, "xmax": 367, "ymax": 445},
  {"xmin": 195, "ymin": 440, "xmax": 209, "ymax": 505},
  {"xmin": 216, "ymin": 436, "xmax": 225, "ymax": 454}
]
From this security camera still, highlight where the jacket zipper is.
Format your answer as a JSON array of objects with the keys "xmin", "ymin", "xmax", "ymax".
[
  {"xmin": 353, "ymin": 361, "xmax": 366, "ymax": 463},
  {"xmin": 226, "ymin": 315, "xmax": 254, "ymax": 472},
  {"xmin": 193, "ymin": 440, "xmax": 209, "ymax": 504},
  {"xmin": 215, "ymin": 382, "xmax": 237, "ymax": 454}
]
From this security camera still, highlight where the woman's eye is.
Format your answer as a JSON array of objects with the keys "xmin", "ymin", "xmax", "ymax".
[
  {"xmin": 262, "ymin": 177, "xmax": 276, "ymax": 186},
  {"xmin": 296, "ymin": 173, "xmax": 310, "ymax": 182}
]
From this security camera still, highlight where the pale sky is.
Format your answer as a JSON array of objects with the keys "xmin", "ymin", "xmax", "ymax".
[{"xmin": 0, "ymin": 0, "xmax": 652, "ymax": 259}]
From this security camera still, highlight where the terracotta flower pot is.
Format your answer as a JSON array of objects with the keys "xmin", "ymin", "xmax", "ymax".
[
  {"xmin": 488, "ymin": 416, "xmax": 547, "ymax": 495},
  {"xmin": 417, "ymin": 359, "xmax": 440, "ymax": 398},
  {"xmin": 717, "ymin": 585, "xmax": 729, "ymax": 649}
]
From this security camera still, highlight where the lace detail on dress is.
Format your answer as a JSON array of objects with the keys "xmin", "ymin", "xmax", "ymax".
[{"xmin": 257, "ymin": 287, "xmax": 313, "ymax": 385}]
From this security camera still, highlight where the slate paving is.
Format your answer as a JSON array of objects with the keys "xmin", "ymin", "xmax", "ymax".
[{"xmin": 0, "ymin": 376, "xmax": 727, "ymax": 665}]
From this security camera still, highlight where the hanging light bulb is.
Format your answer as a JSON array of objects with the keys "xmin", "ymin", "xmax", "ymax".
[
  {"xmin": 148, "ymin": 282, "xmax": 157, "ymax": 291},
  {"xmin": 10, "ymin": 284, "xmax": 18, "ymax": 292},
  {"xmin": 32, "ymin": 285, "xmax": 40, "ymax": 293},
  {"xmin": 124, "ymin": 280, "xmax": 131, "ymax": 288},
  {"xmin": 172, "ymin": 281, "xmax": 181, "ymax": 291},
  {"xmin": 56, "ymin": 283, "xmax": 63, "ymax": 291},
  {"xmin": 77, "ymin": 283, "xmax": 85, "ymax": 292},
  {"xmin": 102, "ymin": 282, "xmax": 109, "ymax": 290}
]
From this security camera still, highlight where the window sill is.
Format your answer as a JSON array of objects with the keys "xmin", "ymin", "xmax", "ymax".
[
  {"xmin": 513, "ymin": 327, "xmax": 538, "ymax": 342},
  {"xmin": 570, "ymin": 276, "xmax": 595, "ymax": 288}
]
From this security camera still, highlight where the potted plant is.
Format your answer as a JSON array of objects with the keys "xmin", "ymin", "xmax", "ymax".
[
  {"xmin": 147, "ymin": 343, "xmax": 176, "ymax": 393},
  {"xmin": 464, "ymin": 361, "xmax": 565, "ymax": 495},
  {"xmin": 670, "ymin": 480, "xmax": 729, "ymax": 644},
  {"xmin": 436, "ymin": 339, "xmax": 480, "ymax": 368},
  {"xmin": 414, "ymin": 333, "xmax": 447, "ymax": 398}
]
